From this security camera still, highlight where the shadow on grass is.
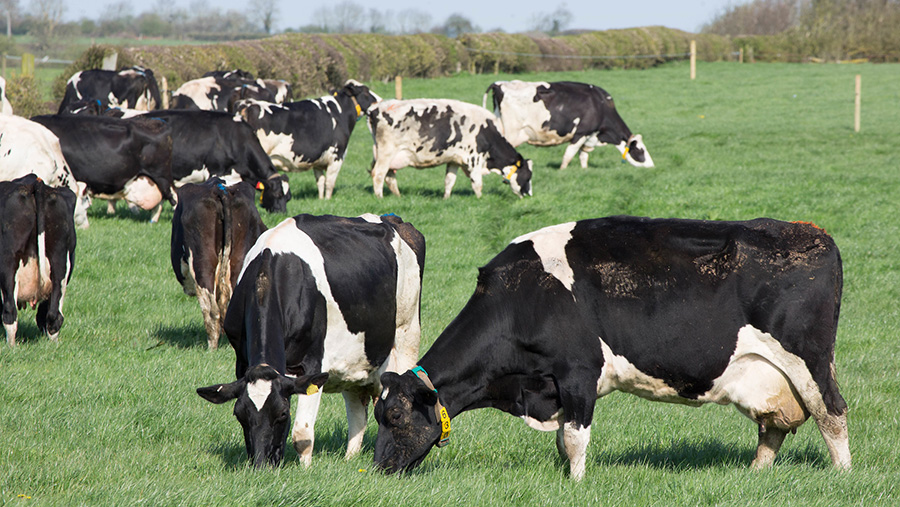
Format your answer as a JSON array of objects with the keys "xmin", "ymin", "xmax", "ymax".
[
  {"xmin": 87, "ymin": 201, "xmax": 171, "ymax": 223},
  {"xmin": 152, "ymin": 322, "xmax": 207, "ymax": 349},
  {"xmin": 5, "ymin": 318, "xmax": 45, "ymax": 345},
  {"xmin": 593, "ymin": 438, "xmax": 830, "ymax": 470}
]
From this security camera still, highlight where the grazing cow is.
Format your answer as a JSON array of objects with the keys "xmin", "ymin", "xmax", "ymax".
[
  {"xmin": 0, "ymin": 115, "xmax": 91, "ymax": 229},
  {"xmin": 367, "ymin": 99, "xmax": 532, "ymax": 199},
  {"xmin": 483, "ymin": 80, "xmax": 654, "ymax": 170},
  {"xmin": 171, "ymin": 178, "xmax": 267, "ymax": 350},
  {"xmin": 32, "ymin": 114, "xmax": 175, "ymax": 222},
  {"xmin": 234, "ymin": 79, "xmax": 382, "ymax": 199},
  {"xmin": 198, "ymin": 212, "xmax": 425, "ymax": 467},
  {"xmin": 0, "ymin": 76, "xmax": 12, "ymax": 115},
  {"xmin": 58, "ymin": 67, "xmax": 162, "ymax": 114},
  {"xmin": 173, "ymin": 70, "xmax": 289, "ymax": 112},
  {"xmin": 0, "ymin": 175, "xmax": 77, "ymax": 346},
  {"xmin": 374, "ymin": 216, "xmax": 851, "ymax": 479},
  {"xmin": 143, "ymin": 109, "xmax": 290, "ymax": 213}
]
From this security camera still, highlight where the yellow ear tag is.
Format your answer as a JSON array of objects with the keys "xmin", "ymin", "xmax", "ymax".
[
  {"xmin": 355, "ymin": 104, "xmax": 362, "ymax": 116},
  {"xmin": 516, "ymin": 160, "xmax": 521, "ymax": 167},
  {"xmin": 306, "ymin": 384, "xmax": 319, "ymax": 395},
  {"xmin": 622, "ymin": 145, "xmax": 630, "ymax": 160}
]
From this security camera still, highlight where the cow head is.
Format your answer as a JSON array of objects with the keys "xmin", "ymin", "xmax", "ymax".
[
  {"xmin": 197, "ymin": 366, "xmax": 328, "ymax": 467},
  {"xmin": 618, "ymin": 134, "xmax": 654, "ymax": 168},
  {"xmin": 258, "ymin": 174, "xmax": 290, "ymax": 213},
  {"xmin": 498, "ymin": 156, "xmax": 533, "ymax": 198},
  {"xmin": 341, "ymin": 80, "xmax": 382, "ymax": 116},
  {"xmin": 373, "ymin": 371, "xmax": 445, "ymax": 474}
]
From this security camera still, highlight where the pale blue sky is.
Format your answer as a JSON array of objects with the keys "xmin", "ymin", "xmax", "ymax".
[{"xmin": 58, "ymin": 0, "xmax": 740, "ymax": 34}]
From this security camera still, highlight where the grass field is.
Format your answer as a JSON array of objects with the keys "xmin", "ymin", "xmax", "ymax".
[{"xmin": 2, "ymin": 61, "xmax": 899, "ymax": 505}]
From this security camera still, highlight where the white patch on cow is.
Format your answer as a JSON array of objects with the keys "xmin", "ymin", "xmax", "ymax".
[
  {"xmin": 174, "ymin": 168, "xmax": 211, "ymax": 187},
  {"xmin": 173, "ymin": 77, "xmax": 221, "ymax": 111},
  {"xmin": 511, "ymin": 222, "xmax": 577, "ymax": 293},
  {"xmin": 522, "ymin": 412, "xmax": 562, "ymax": 431},
  {"xmin": 247, "ymin": 379, "xmax": 273, "ymax": 411},
  {"xmin": 489, "ymin": 81, "xmax": 555, "ymax": 147},
  {"xmin": 67, "ymin": 71, "xmax": 84, "ymax": 100},
  {"xmin": 380, "ymin": 386, "xmax": 390, "ymax": 400},
  {"xmin": 379, "ymin": 227, "xmax": 422, "ymax": 377},
  {"xmin": 358, "ymin": 213, "xmax": 382, "ymax": 224},
  {"xmin": 292, "ymin": 388, "xmax": 322, "ymax": 465},
  {"xmin": 563, "ymin": 421, "xmax": 591, "ymax": 481},
  {"xmin": 616, "ymin": 135, "xmax": 655, "ymax": 168},
  {"xmin": 0, "ymin": 76, "xmax": 12, "ymax": 115},
  {"xmin": 596, "ymin": 337, "xmax": 689, "ymax": 404}
]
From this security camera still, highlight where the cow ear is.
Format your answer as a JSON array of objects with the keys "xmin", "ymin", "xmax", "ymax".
[
  {"xmin": 380, "ymin": 371, "xmax": 402, "ymax": 389},
  {"xmin": 197, "ymin": 380, "xmax": 244, "ymax": 404},
  {"xmin": 412, "ymin": 382, "xmax": 438, "ymax": 407},
  {"xmin": 290, "ymin": 372, "xmax": 329, "ymax": 396}
]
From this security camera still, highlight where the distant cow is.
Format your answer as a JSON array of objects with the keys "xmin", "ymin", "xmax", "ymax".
[
  {"xmin": 58, "ymin": 67, "xmax": 162, "ymax": 114},
  {"xmin": 234, "ymin": 79, "xmax": 382, "ymax": 199},
  {"xmin": 32, "ymin": 114, "xmax": 175, "ymax": 222},
  {"xmin": 374, "ymin": 216, "xmax": 851, "ymax": 479},
  {"xmin": 143, "ymin": 109, "xmax": 290, "ymax": 213},
  {"xmin": 0, "ymin": 115, "xmax": 91, "ymax": 229},
  {"xmin": 0, "ymin": 175, "xmax": 77, "ymax": 346},
  {"xmin": 367, "ymin": 99, "xmax": 532, "ymax": 199},
  {"xmin": 171, "ymin": 178, "xmax": 267, "ymax": 350},
  {"xmin": 173, "ymin": 70, "xmax": 289, "ymax": 112},
  {"xmin": 0, "ymin": 76, "xmax": 12, "ymax": 115},
  {"xmin": 483, "ymin": 80, "xmax": 653, "ymax": 170},
  {"xmin": 198, "ymin": 213, "xmax": 425, "ymax": 467}
]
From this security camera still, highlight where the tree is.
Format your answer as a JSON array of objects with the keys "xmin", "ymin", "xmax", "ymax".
[
  {"xmin": 332, "ymin": 1, "xmax": 365, "ymax": 33},
  {"xmin": 394, "ymin": 8, "xmax": 431, "ymax": 34},
  {"xmin": 248, "ymin": 0, "xmax": 278, "ymax": 34},
  {"xmin": 29, "ymin": 0, "xmax": 64, "ymax": 49},
  {"xmin": 434, "ymin": 13, "xmax": 478, "ymax": 38},
  {"xmin": 528, "ymin": 4, "xmax": 572, "ymax": 35}
]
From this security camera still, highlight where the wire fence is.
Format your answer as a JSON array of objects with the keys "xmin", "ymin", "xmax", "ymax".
[{"xmin": 464, "ymin": 47, "xmax": 696, "ymax": 60}]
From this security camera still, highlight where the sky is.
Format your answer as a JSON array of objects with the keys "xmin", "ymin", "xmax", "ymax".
[{"xmin": 57, "ymin": 0, "xmax": 740, "ymax": 34}]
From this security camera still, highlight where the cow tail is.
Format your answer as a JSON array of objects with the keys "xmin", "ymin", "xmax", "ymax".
[{"xmin": 482, "ymin": 84, "xmax": 492, "ymax": 109}]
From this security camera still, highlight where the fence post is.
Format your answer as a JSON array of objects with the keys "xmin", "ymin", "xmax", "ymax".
[
  {"xmin": 493, "ymin": 59, "xmax": 499, "ymax": 75},
  {"xmin": 395, "ymin": 75, "xmax": 402, "ymax": 100},
  {"xmin": 690, "ymin": 40, "xmax": 696, "ymax": 80},
  {"xmin": 748, "ymin": 46, "xmax": 754, "ymax": 63},
  {"xmin": 102, "ymin": 51, "xmax": 117, "ymax": 71},
  {"xmin": 161, "ymin": 77, "xmax": 169, "ymax": 109},
  {"xmin": 854, "ymin": 74, "xmax": 861, "ymax": 133},
  {"xmin": 21, "ymin": 52, "xmax": 34, "ymax": 77},
  {"xmin": 739, "ymin": 48, "xmax": 744, "ymax": 64}
]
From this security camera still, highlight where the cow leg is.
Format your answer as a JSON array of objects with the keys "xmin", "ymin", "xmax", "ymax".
[
  {"xmin": 313, "ymin": 168, "xmax": 326, "ymax": 200},
  {"xmin": 555, "ymin": 426, "xmax": 568, "ymax": 460},
  {"xmin": 1, "ymin": 273, "xmax": 18, "ymax": 346},
  {"xmin": 578, "ymin": 151, "xmax": 590, "ymax": 169},
  {"xmin": 443, "ymin": 164, "xmax": 459, "ymax": 199},
  {"xmin": 371, "ymin": 160, "xmax": 391, "ymax": 198},
  {"xmin": 196, "ymin": 286, "xmax": 220, "ymax": 350},
  {"xmin": 106, "ymin": 200, "xmax": 117, "ymax": 214},
  {"xmin": 560, "ymin": 138, "xmax": 588, "ymax": 170},
  {"xmin": 343, "ymin": 391, "xmax": 368, "ymax": 459},
  {"xmin": 463, "ymin": 166, "xmax": 484, "ymax": 198},
  {"xmin": 816, "ymin": 410, "xmax": 852, "ymax": 470},
  {"xmin": 149, "ymin": 203, "xmax": 163, "ymax": 224},
  {"xmin": 751, "ymin": 424, "xmax": 787, "ymax": 469},
  {"xmin": 292, "ymin": 389, "xmax": 323, "ymax": 466},
  {"xmin": 562, "ymin": 421, "xmax": 591, "ymax": 480},
  {"xmin": 385, "ymin": 170, "xmax": 401, "ymax": 197},
  {"xmin": 323, "ymin": 161, "xmax": 342, "ymax": 200}
]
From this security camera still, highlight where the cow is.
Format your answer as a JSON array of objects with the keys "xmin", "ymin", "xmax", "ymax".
[
  {"xmin": 0, "ymin": 174, "xmax": 77, "ymax": 347},
  {"xmin": 483, "ymin": 80, "xmax": 654, "ymax": 170},
  {"xmin": 32, "ymin": 114, "xmax": 175, "ymax": 223},
  {"xmin": 0, "ymin": 115, "xmax": 91, "ymax": 229},
  {"xmin": 234, "ymin": 79, "xmax": 382, "ymax": 199},
  {"xmin": 367, "ymin": 99, "xmax": 532, "ymax": 199},
  {"xmin": 0, "ymin": 76, "xmax": 12, "ymax": 115},
  {"xmin": 58, "ymin": 67, "xmax": 162, "ymax": 114},
  {"xmin": 171, "ymin": 178, "xmax": 267, "ymax": 350},
  {"xmin": 198, "ymin": 212, "xmax": 425, "ymax": 468},
  {"xmin": 373, "ymin": 216, "xmax": 851, "ymax": 480},
  {"xmin": 142, "ymin": 109, "xmax": 290, "ymax": 214},
  {"xmin": 173, "ymin": 70, "xmax": 289, "ymax": 112}
]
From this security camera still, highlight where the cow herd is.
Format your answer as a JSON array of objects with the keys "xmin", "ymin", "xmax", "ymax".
[{"xmin": 0, "ymin": 66, "xmax": 852, "ymax": 480}]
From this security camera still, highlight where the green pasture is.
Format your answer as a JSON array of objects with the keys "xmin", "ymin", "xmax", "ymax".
[{"xmin": 1, "ymin": 61, "xmax": 898, "ymax": 505}]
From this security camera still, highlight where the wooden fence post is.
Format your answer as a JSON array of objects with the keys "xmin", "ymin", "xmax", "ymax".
[
  {"xmin": 21, "ymin": 52, "xmax": 34, "ymax": 77},
  {"xmin": 395, "ymin": 75, "xmax": 402, "ymax": 100},
  {"xmin": 854, "ymin": 74, "xmax": 861, "ymax": 133},
  {"xmin": 739, "ymin": 48, "xmax": 744, "ymax": 64},
  {"xmin": 690, "ymin": 40, "xmax": 696, "ymax": 80}
]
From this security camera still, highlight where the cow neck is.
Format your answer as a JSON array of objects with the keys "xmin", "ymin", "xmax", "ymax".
[
  {"xmin": 416, "ymin": 332, "xmax": 489, "ymax": 420},
  {"xmin": 334, "ymin": 92, "xmax": 362, "ymax": 125}
]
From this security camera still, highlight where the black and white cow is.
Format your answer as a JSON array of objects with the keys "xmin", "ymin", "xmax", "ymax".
[
  {"xmin": 32, "ymin": 114, "xmax": 175, "ymax": 222},
  {"xmin": 0, "ymin": 174, "xmax": 77, "ymax": 346},
  {"xmin": 374, "ymin": 216, "xmax": 851, "ymax": 479},
  {"xmin": 234, "ymin": 79, "xmax": 382, "ymax": 199},
  {"xmin": 143, "ymin": 109, "xmax": 290, "ymax": 213},
  {"xmin": 0, "ymin": 76, "xmax": 12, "ymax": 115},
  {"xmin": 173, "ymin": 70, "xmax": 289, "ymax": 112},
  {"xmin": 367, "ymin": 99, "xmax": 532, "ymax": 199},
  {"xmin": 58, "ymin": 67, "xmax": 162, "ymax": 114},
  {"xmin": 198, "ymin": 213, "xmax": 425, "ymax": 467},
  {"xmin": 171, "ymin": 178, "xmax": 267, "ymax": 350},
  {"xmin": 483, "ymin": 80, "xmax": 654, "ymax": 170},
  {"xmin": 0, "ymin": 115, "xmax": 91, "ymax": 229}
]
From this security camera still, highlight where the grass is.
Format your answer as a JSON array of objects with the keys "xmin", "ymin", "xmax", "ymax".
[{"xmin": 1, "ymin": 61, "xmax": 899, "ymax": 505}]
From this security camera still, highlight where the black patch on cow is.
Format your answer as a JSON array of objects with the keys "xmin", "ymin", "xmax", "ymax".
[{"xmin": 533, "ymin": 81, "xmax": 636, "ymax": 146}]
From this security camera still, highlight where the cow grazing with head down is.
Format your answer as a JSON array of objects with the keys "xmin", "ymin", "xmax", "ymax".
[
  {"xmin": 367, "ymin": 99, "xmax": 532, "ymax": 199},
  {"xmin": 374, "ymin": 216, "xmax": 851, "ymax": 479},
  {"xmin": 0, "ymin": 174, "xmax": 77, "ymax": 346},
  {"xmin": 144, "ymin": 109, "xmax": 290, "ymax": 214},
  {"xmin": 171, "ymin": 178, "xmax": 267, "ymax": 350},
  {"xmin": 0, "ymin": 115, "xmax": 91, "ymax": 229},
  {"xmin": 58, "ymin": 67, "xmax": 162, "ymax": 114},
  {"xmin": 173, "ymin": 70, "xmax": 290, "ymax": 112},
  {"xmin": 32, "ymin": 114, "xmax": 175, "ymax": 222},
  {"xmin": 198, "ymin": 212, "xmax": 425, "ymax": 467},
  {"xmin": 484, "ymin": 80, "xmax": 654, "ymax": 170},
  {"xmin": 234, "ymin": 79, "xmax": 382, "ymax": 199}
]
